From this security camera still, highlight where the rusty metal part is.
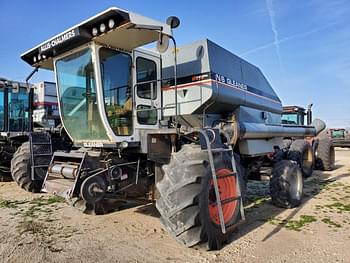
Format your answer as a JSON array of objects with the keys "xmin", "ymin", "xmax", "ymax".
[{"xmin": 222, "ymin": 115, "xmax": 240, "ymax": 146}]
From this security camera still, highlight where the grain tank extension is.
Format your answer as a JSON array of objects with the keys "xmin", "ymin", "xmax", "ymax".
[
  {"xmin": 162, "ymin": 39, "xmax": 324, "ymax": 154},
  {"xmin": 18, "ymin": 7, "xmax": 325, "ymax": 250}
]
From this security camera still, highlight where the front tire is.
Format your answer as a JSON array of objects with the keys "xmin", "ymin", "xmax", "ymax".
[
  {"xmin": 11, "ymin": 142, "xmax": 47, "ymax": 192},
  {"xmin": 156, "ymin": 145, "xmax": 245, "ymax": 250}
]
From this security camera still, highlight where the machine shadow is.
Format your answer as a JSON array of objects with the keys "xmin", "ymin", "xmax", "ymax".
[
  {"xmin": 129, "ymin": 169, "xmax": 350, "ymax": 248},
  {"xmin": 91, "ymin": 166, "xmax": 350, "ymax": 249},
  {"xmin": 227, "ymin": 170, "xmax": 350, "ymax": 245}
]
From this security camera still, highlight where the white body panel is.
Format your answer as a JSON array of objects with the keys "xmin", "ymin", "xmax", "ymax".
[{"xmin": 162, "ymin": 80, "xmax": 213, "ymax": 116}]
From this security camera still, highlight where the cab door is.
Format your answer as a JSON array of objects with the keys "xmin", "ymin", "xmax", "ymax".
[{"xmin": 133, "ymin": 50, "xmax": 161, "ymax": 129}]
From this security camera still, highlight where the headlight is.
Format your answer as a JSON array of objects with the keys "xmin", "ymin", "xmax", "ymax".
[
  {"xmin": 120, "ymin": 141, "xmax": 128, "ymax": 149},
  {"xmin": 92, "ymin": 27, "xmax": 98, "ymax": 36},
  {"xmin": 108, "ymin": 19, "xmax": 115, "ymax": 29},
  {"xmin": 100, "ymin": 23, "xmax": 106, "ymax": 33}
]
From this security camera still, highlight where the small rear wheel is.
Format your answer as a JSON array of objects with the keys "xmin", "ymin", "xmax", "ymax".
[
  {"xmin": 288, "ymin": 140, "xmax": 314, "ymax": 178},
  {"xmin": 270, "ymin": 160, "xmax": 303, "ymax": 208}
]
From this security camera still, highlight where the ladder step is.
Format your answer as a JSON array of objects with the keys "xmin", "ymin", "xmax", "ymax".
[
  {"xmin": 33, "ymin": 153, "xmax": 52, "ymax": 157},
  {"xmin": 33, "ymin": 165, "xmax": 49, "ymax": 168},
  {"xmin": 209, "ymin": 196, "xmax": 241, "ymax": 206},
  {"xmin": 204, "ymin": 148, "xmax": 232, "ymax": 152},
  {"xmin": 221, "ymin": 196, "xmax": 241, "ymax": 205},
  {"xmin": 216, "ymin": 172, "xmax": 237, "ymax": 179},
  {"xmin": 32, "ymin": 143, "xmax": 52, "ymax": 145}
]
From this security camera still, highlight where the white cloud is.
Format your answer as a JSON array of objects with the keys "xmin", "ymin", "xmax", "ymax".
[{"xmin": 265, "ymin": 0, "xmax": 284, "ymax": 72}]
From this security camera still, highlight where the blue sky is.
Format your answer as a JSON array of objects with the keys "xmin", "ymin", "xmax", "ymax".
[{"xmin": 0, "ymin": 0, "xmax": 349, "ymax": 127}]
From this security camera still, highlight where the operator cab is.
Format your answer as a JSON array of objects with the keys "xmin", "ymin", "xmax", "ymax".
[
  {"xmin": 0, "ymin": 78, "xmax": 32, "ymax": 137},
  {"xmin": 328, "ymin": 128, "xmax": 346, "ymax": 139},
  {"xmin": 282, "ymin": 105, "xmax": 313, "ymax": 126},
  {"xmin": 21, "ymin": 8, "xmax": 173, "ymax": 147}
]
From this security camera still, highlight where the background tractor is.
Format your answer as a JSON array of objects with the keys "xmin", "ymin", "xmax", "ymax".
[
  {"xmin": 324, "ymin": 128, "xmax": 350, "ymax": 148},
  {"xmin": 0, "ymin": 77, "xmax": 70, "ymax": 189},
  {"xmin": 0, "ymin": 77, "xmax": 34, "ymax": 181},
  {"xmin": 17, "ymin": 7, "xmax": 326, "ymax": 249},
  {"xmin": 282, "ymin": 105, "xmax": 335, "ymax": 172}
]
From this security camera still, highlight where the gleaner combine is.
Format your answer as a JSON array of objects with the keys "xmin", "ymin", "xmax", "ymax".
[
  {"xmin": 0, "ymin": 78, "xmax": 66, "ymax": 184},
  {"xmin": 18, "ymin": 7, "xmax": 326, "ymax": 249}
]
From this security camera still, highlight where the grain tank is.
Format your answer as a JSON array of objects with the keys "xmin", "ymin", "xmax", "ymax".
[{"xmin": 161, "ymin": 39, "xmax": 323, "ymax": 154}]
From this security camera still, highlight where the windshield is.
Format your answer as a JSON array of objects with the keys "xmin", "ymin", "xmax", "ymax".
[
  {"xmin": 282, "ymin": 113, "xmax": 304, "ymax": 125},
  {"xmin": 0, "ymin": 89, "xmax": 4, "ymax": 131},
  {"xmin": 100, "ymin": 47, "xmax": 132, "ymax": 136},
  {"xmin": 56, "ymin": 48, "xmax": 109, "ymax": 141},
  {"xmin": 8, "ymin": 88, "xmax": 30, "ymax": 131},
  {"xmin": 331, "ymin": 130, "xmax": 345, "ymax": 138}
]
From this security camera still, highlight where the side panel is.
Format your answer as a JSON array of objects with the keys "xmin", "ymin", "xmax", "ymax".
[
  {"xmin": 239, "ymin": 138, "xmax": 283, "ymax": 156},
  {"xmin": 162, "ymin": 81, "xmax": 213, "ymax": 117}
]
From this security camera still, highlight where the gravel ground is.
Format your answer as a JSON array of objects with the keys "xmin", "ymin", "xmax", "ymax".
[{"xmin": 0, "ymin": 149, "xmax": 349, "ymax": 263}]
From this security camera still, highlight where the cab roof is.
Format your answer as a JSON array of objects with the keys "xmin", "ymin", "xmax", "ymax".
[
  {"xmin": 282, "ymin": 105, "xmax": 306, "ymax": 113},
  {"xmin": 0, "ymin": 77, "xmax": 30, "ymax": 89},
  {"xmin": 21, "ymin": 7, "xmax": 172, "ymax": 70}
]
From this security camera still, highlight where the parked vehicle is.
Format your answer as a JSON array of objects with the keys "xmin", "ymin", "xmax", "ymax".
[{"xmin": 17, "ymin": 7, "xmax": 326, "ymax": 249}]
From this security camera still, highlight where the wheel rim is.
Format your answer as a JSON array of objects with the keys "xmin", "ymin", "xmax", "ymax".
[
  {"xmin": 288, "ymin": 166, "xmax": 303, "ymax": 200},
  {"xmin": 208, "ymin": 168, "xmax": 237, "ymax": 225},
  {"xmin": 302, "ymin": 146, "xmax": 313, "ymax": 174}
]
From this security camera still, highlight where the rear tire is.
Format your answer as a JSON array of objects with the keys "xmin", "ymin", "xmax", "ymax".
[
  {"xmin": 288, "ymin": 140, "xmax": 314, "ymax": 178},
  {"xmin": 11, "ymin": 142, "xmax": 46, "ymax": 193},
  {"xmin": 270, "ymin": 160, "xmax": 303, "ymax": 208},
  {"xmin": 156, "ymin": 145, "xmax": 245, "ymax": 250},
  {"xmin": 315, "ymin": 138, "xmax": 335, "ymax": 171}
]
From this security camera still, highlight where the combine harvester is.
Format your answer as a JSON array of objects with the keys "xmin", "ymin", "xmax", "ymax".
[
  {"xmin": 0, "ymin": 78, "xmax": 64, "ymax": 182},
  {"xmin": 18, "ymin": 7, "xmax": 325, "ymax": 249}
]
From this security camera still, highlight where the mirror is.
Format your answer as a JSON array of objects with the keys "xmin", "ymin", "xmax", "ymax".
[{"xmin": 166, "ymin": 16, "xmax": 180, "ymax": 29}]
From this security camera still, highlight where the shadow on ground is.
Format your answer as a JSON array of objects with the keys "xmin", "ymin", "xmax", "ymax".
[
  {"xmin": 233, "ymin": 170, "xmax": 350, "ymax": 244},
  {"xmin": 130, "ymin": 167, "xmax": 350, "ymax": 247}
]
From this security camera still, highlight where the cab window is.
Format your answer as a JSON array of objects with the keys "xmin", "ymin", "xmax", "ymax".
[
  {"xmin": 136, "ymin": 57, "xmax": 157, "ymax": 99},
  {"xmin": 100, "ymin": 48, "xmax": 133, "ymax": 136}
]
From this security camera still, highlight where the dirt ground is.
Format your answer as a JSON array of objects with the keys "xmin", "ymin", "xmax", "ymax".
[{"xmin": 1, "ymin": 149, "xmax": 350, "ymax": 263}]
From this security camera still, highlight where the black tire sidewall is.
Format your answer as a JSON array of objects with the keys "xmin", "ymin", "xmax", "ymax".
[
  {"xmin": 316, "ymin": 138, "xmax": 335, "ymax": 171},
  {"xmin": 270, "ymin": 160, "xmax": 304, "ymax": 208},
  {"xmin": 11, "ymin": 142, "xmax": 43, "ymax": 193}
]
